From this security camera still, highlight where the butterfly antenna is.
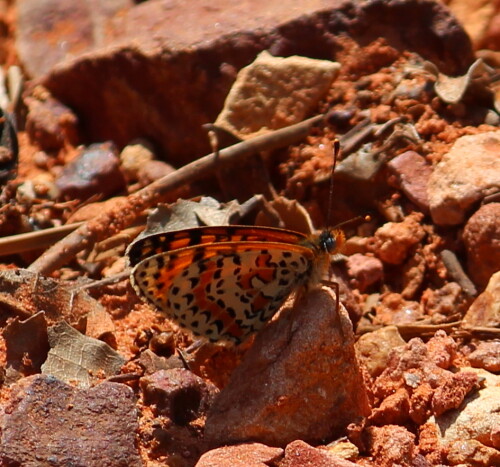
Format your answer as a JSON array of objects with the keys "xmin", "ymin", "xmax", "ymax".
[{"xmin": 326, "ymin": 139, "xmax": 340, "ymax": 228}]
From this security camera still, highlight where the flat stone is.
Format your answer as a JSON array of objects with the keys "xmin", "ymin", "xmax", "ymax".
[
  {"xmin": 214, "ymin": 51, "xmax": 339, "ymax": 138},
  {"xmin": 0, "ymin": 375, "xmax": 141, "ymax": 466},
  {"xmin": 428, "ymin": 132, "xmax": 500, "ymax": 225},
  {"xmin": 387, "ymin": 150, "xmax": 432, "ymax": 213},
  {"xmin": 33, "ymin": 0, "xmax": 472, "ymax": 166},
  {"xmin": 195, "ymin": 443, "xmax": 283, "ymax": 467},
  {"xmin": 462, "ymin": 203, "xmax": 500, "ymax": 288},
  {"xmin": 205, "ymin": 287, "xmax": 371, "ymax": 447},
  {"xmin": 463, "ymin": 270, "xmax": 500, "ymax": 328}
]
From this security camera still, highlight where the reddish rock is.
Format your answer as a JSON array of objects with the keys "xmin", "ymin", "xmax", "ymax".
[
  {"xmin": 16, "ymin": 0, "xmax": 134, "ymax": 78},
  {"xmin": 463, "ymin": 270, "xmax": 500, "ymax": 328},
  {"xmin": 468, "ymin": 340, "xmax": 500, "ymax": 372},
  {"xmin": 55, "ymin": 142, "xmax": 126, "ymax": 201},
  {"xmin": 32, "ymin": 0, "xmax": 472, "ymax": 166},
  {"xmin": 462, "ymin": 203, "xmax": 500, "ymax": 288},
  {"xmin": 431, "ymin": 371, "xmax": 479, "ymax": 416},
  {"xmin": 25, "ymin": 90, "xmax": 79, "ymax": 149},
  {"xmin": 137, "ymin": 159, "xmax": 176, "ymax": 187},
  {"xmin": 119, "ymin": 138, "xmax": 155, "ymax": 181},
  {"xmin": 195, "ymin": 443, "xmax": 283, "ymax": 467},
  {"xmin": 205, "ymin": 287, "xmax": 371, "ymax": 447},
  {"xmin": 355, "ymin": 326, "xmax": 406, "ymax": 378},
  {"xmin": 0, "ymin": 375, "xmax": 141, "ymax": 466},
  {"xmin": 345, "ymin": 253, "xmax": 383, "ymax": 292},
  {"xmin": 447, "ymin": 439, "xmax": 500, "ymax": 467},
  {"xmin": 371, "ymin": 212, "xmax": 426, "ymax": 265},
  {"xmin": 365, "ymin": 425, "xmax": 417, "ymax": 467},
  {"xmin": 373, "ymin": 332, "xmax": 478, "ymax": 423},
  {"xmin": 369, "ymin": 388, "xmax": 410, "ymax": 425},
  {"xmin": 432, "ymin": 369, "xmax": 500, "ymax": 452},
  {"xmin": 387, "ymin": 150, "xmax": 432, "ymax": 213},
  {"xmin": 140, "ymin": 368, "xmax": 218, "ymax": 424},
  {"xmin": 428, "ymin": 133, "xmax": 500, "ymax": 226},
  {"xmin": 421, "ymin": 282, "xmax": 469, "ymax": 323},
  {"xmin": 375, "ymin": 293, "xmax": 423, "ymax": 326},
  {"xmin": 280, "ymin": 440, "xmax": 359, "ymax": 467}
]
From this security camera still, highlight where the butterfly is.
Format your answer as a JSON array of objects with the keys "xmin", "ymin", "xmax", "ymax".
[{"xmin": 127, "ymin": 224, "xmax": 346, "ymax": 344}]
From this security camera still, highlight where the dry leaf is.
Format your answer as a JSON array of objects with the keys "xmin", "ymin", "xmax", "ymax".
[{"xmin": 41, "ymin": 321, "xmax": 125, "ymax": 388}]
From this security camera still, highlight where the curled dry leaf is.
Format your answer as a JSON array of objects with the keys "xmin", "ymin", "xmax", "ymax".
[
  {"xmin": 431, "ymin": 58, "xmax": 496, "ymax": 104},
  {"xmin": 41, "ymin": 320, "xmax": 125, "ymax": 388}
]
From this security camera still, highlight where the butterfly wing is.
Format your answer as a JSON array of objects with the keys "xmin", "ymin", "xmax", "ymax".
[
  {"xmin": 131, "ymin": 241, "xmax": 315, "ymax": 344},
  {"xmin": 127, "ymin": 225, "xmax": 309, "ymax": 267}
]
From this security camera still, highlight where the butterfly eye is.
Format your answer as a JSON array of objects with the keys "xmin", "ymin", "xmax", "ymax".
[
  {"xmin": 319, "ymin": 231, "xmax": 336, "ymax": 253},
  {"xmin": 324, "ymin": 235, "xmax": 336, "ymax": 253}
]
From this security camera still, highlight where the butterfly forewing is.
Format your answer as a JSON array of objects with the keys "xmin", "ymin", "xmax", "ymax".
[
  {"xmin": 131, "ymin": 240, "xmax": 315, "ymax": 343},
  {"xmin": 127, "ymin": 226, "xmax": 309, "ymax": 267}
]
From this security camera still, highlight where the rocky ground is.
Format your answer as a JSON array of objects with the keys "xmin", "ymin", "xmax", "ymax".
[{"xmin": 0, "ymin": 0, "xmax": 499, "ymax": 466}]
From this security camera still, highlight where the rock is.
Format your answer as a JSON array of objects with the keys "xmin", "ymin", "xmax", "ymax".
[
  {"xmin": 355, "ymin": 326, "xmax": 406, "ymax": 378},
  {"xmin": 195, "ymin": 443, "xmax": 283, "ymax": 467},
  {"xmin": 16, "ymin": 0, "xmax": 134, "ymax": 78},
  {"xmin": 119, "ymin": 138, "xmax": 155, "ymax": 181},
  {"xmin": 55, "ymin": 142, "xmax": 126, "ymax": 201},
  {"xmin": 433, "ymin": 368, "xmax": 500, "ymax": 450},
  {"xmin": 36, "ymin": 0, "xmax": 472, "ymax": 166},
  {"xmin": 140, "ymin": 368, "xmax": 218, "ymax": 424},
  {"xmin": 462, "ymin": 203, "xmax": 500, "ymax": 288},
  {"xmin": 0, "ymin": 375, "xmax": 141, "ymax": 466},
  {"xmin": 214, "ymin": 51, "xmax": 339, "ymax": 138},
  {"xmin": 421, "ymin": 282, "xmax": 469, "ymax": 323},
  {"xmin": 365, "ymin": 425, "xmax": 418, "ymax": 466},
  {"xmin": 137, "ymin": 159, "xmax": 176, "ymax": 187},
  {"xmin": 373, "ymin": 332, "xmax": 479, "ymax": 425},
  {"xmin": 428, "ymin": 132, "xmax": 500, "ymax": 225},
  {"xmin": 280, "ymin": 440, "xmax": 359, "ymax": 467},
  {"xmin": 371, "ymin": 212, "xmax": 426, "ymax": 265},
  {"xmin": 387, "ymin": 150, "xmax": 432, "ymax": 213},
  {"xmin": 205, "ymin": 287, "xmax": 371, "ymax": 447},
  {"xmin": 462, "ymin": 270, "xmax": 500, "ymax": 328},
  {"xmin": 375, "ymin": 293, "xmax": 423, "ymax": 326},
  {"xmin": 468, "ymin": 340, "xmax": 500, "ymax": 372},
  {"xmin": 447, "ymin": 439, "xmax": 500, "ymax": 467},
  {"xmin": 345, "ymin": 253, "xmax": 383, "ymax": 292},
  {"xmin": 25, "ymin": 88, "xmax": 79, "ymax": 149}
]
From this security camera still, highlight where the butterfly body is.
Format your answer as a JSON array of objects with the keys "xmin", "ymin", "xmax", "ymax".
[{"xmin": 128, "ymin": 225, "xmax": 344, "ymax": 344}]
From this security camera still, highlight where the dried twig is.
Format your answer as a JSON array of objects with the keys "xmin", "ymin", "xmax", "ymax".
[
  {"xmin": 0, "ymin": 222, "xmax": 83, "ymax": 256},
  {"xmin": 28, "ymin": 114, "xmax": 325, "ymax": 275},
  {"xmin": 440, "ymin": 249, "xmax": 477, "ymax": 297}
]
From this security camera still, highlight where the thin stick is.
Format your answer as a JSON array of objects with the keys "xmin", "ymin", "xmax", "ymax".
[
  {"xmin": 440, "ymin": 249, "xmax": 477, "ymax": 297},
  {"xmin": 28, "ymin": 114, "xmax": 325, "ymax": 275},
  {"xmin": 325, "ymin": 139, "xmax": 340, "ymax": 228},
  {"xmin": 0, "ymin": 222, "xmax": 83, "ymax": 256}
]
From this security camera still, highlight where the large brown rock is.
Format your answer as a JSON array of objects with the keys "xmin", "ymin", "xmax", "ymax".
[
  {"xmin": 19, "ymin": 0, "xmax": 473, "ymax": 166},
  {"xmin": 204, "ymin": 287, "xmax": 371, "ymax": 447}
]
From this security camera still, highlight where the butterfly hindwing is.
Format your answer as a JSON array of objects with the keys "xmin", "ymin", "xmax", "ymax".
[{"xmin": 131, "ymin": 241, "xmax": 315, "ymax": 343}]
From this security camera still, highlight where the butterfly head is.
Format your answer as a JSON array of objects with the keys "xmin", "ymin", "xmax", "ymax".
[{"xmin": 319, "ymin": 229, "xmax": 345, "ymax": 255}]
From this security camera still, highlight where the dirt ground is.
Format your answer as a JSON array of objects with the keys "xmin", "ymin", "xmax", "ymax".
[{"xmin": 0, "ymin": 1, "xmax": 499, "ymax": 466}]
